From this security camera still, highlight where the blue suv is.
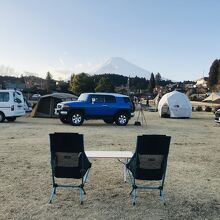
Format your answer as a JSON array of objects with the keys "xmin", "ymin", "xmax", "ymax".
[{"xmin": 55, "ymin": 93, "xmax": 135, "ymax": 126}]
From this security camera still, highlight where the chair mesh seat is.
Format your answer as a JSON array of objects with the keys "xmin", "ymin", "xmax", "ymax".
[
  {"xmin": 56, "ymin": 152, "xmax": 79, "ymax": 167},
  {"xmin": 138, "ymin": 154, "xmax": 164, "ymax": 169}
]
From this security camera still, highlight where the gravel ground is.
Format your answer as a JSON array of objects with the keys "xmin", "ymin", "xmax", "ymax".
[{"xmin": 0, "ymin": 111, "xmax": 219, "ymax": 220}]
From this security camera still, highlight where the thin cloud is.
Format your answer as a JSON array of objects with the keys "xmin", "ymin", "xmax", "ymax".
[
  {"xmin": 59, "ymin": 57, "xmax": 65, "ymax": 66},
  {"xmin": 74, "ymin": 63, "xmax": 83, "ymax": 69}
]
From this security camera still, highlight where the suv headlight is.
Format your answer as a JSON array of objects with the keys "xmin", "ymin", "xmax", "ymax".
[{"xmin": 57, "ymin": 103, "xmax": 63, "ymax": 109}]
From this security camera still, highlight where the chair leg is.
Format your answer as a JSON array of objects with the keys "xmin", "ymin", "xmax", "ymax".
[
  {"xmin": 160, "ymin": 189, "xmax": 166, "ymax": 205},
  {"xmin": 83, "ymin": 169, "xmax": 90, "ymax": 183},
  {"xmin": 127, "ymin": 170, "xmax": 133, "ymax": 184},
  {"xmin": 80, "ymin": 187, "xmax": 84, "ymax": 205},
  {"xmin": 129, "ymin": 188, "xmax": 134, "ymax": 195},
  {"xmin": 79, "ymin": 170, "xmax": 90, "ymax": 205},
  {"xmin": 133, "ymin": 188, "xmax": 137, "ymax": 206},
  {"xmin": 82, "ymin": 187, "xmax": 86, "ymax": 195},
  {"xmin": 129, "ymin": 184, "xmax": 137, "ymax": 206},
  {"xmin": 49, "ymin": 186, "xmax": 56, "ymax": 204}
]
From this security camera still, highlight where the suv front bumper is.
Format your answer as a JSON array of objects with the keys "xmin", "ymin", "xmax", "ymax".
[
  {"xmin": 54, "ymin": 108, "xmax": 68, "ymax": 116},
  {"xmin": 54, "ymin": 108, "xmax": 68, "ymax": 115},
  {"xmin": 215, "ymin": 111, "xmax": 220, "ymax": 123},
  {"xmin": 214, "ymin": 117, "xmax": 220, "ymax": 123}
]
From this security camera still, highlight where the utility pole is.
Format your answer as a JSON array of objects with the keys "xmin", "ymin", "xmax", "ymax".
[{"xmin": 127, "ymin": 76, "xmax": 130, "ymax": 95}]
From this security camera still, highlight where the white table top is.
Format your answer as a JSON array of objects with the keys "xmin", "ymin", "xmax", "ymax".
[{"xmin": 85, "ymin": 151, "xmax": 133, "ymax": 158}]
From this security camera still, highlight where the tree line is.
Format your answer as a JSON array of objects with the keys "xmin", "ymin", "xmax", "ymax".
[
  {"xmin": 0, "ymin": 71, "xmax": 173, "ymax": 96},
  {"xmin": 68, "ymin": 72, "xmax": 172, "ymax": 96}
]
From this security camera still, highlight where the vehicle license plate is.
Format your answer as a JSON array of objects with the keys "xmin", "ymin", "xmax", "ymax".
[{"xmin": 60, "ymin": 111, "xmax": 68, "ymax": 115}]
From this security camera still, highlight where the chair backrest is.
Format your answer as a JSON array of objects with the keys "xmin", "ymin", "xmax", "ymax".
[
  {"xmin": 50, "ymin": 132, "xmax": 84, "ymax": 153},
  {"xmin": 49, "ymin": 132, "xmax": 87, "ymax": 178},
  {"xmin": 134, "ymin": 135, "xmax": 171, "ymax": 180},
  {"xmin": 136, "ymin": 135, "xmax": 170, "ymax": 155}
]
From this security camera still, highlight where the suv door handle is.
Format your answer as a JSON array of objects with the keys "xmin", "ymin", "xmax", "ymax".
[{"xmin": 102, "ymin": 105, "xmax": 108, "ymax": 107}]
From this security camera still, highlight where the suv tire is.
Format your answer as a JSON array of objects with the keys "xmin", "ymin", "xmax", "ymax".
[
  {"xmin": 69, "ymin": 111, "xmax": 84, "ymax": 126},
  {"xmin": 103, "ymin": 119, "xmax": 114, "ymax": 124},
  {"xmin": 115, "ymin": 112, "xmax": 129, "ymax": 126},
  {"xmin": 60, "ymin": 117, "xmax": 69, "ymax": 124},
  {"xmin": 0, "ymin": 112, "xmax": 5, "ymax": 123}
]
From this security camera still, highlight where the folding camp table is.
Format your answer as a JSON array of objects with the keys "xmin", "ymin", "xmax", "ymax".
[{"xmin": 85, "ymin": 151, "xmax": 133, "ymax": 182}]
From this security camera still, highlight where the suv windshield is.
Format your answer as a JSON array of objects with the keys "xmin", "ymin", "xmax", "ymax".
[{"xmin": 78, "ymin": 93, "xmax": 88, "ymax": 101}]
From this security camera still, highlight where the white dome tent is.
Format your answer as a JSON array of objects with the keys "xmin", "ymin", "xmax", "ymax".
[{"xmin": 158, "ymin": 91, "xmax": 192, "ymax": 118}]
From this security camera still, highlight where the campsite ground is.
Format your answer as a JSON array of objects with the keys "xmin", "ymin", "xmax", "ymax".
[{"xmin": 0, "ymin": 111, "xmax": 219, "ymax": 220}]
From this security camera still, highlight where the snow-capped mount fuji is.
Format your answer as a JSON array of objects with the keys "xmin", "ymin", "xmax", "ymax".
[{"xmin": 90, "ymin": 57, "xmax": 151, "ymax": 79}]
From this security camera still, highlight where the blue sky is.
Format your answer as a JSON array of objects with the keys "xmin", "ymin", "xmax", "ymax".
[{"xmin": 0, "ymin": 0, "xmax": 219, "ymax": 81}]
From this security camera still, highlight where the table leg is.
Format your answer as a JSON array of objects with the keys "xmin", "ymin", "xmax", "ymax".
[{"xmin": 124, "ymin": 158, "xmax": 128, "ymax": 182}]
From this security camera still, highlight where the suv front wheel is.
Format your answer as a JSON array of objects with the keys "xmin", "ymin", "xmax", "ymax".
[
  {"xmin": 115, "ymin": 112, "xmax": 129, "ymax": 126},
  {"xmin": 69, "ymin": 111, "xmax": 84, "ymax": 126},
  {"xmin": 60, "ymin": 116, "xmax": 69, "ymax": 124}
]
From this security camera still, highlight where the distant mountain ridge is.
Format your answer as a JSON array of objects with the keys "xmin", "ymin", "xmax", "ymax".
[{"xmin": 89, "ymin": 57, "xmax": 152, "ymax": 79}]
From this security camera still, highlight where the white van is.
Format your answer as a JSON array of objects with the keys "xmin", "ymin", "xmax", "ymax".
[{"xmin": 0, "ymin": 90, "xmax": 26, "ymax": 122}]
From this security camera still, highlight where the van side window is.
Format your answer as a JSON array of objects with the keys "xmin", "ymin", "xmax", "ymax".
[
  {"xmin": 0, "ymin": 92, "xmax": 10, "ymax": 102},
  {"xmin": 14, "ymin": 91, "xmax": 23, "ymax": 103},
  {"xmin": 14, "ymin": 98, "xmax": 22, "ymax": 103}
]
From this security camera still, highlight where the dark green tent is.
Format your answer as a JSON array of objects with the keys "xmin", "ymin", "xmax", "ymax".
[{"xmin": 31, "ymin": 93, "xmax": 77, "ymax": 118}]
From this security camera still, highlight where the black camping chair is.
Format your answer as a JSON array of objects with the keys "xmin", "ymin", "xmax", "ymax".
[
  {"xmin": 126, "ymin": 135, "xmax": 171, "ymax": 205},
  {"xmin": 49, "ymin": 132, "xmax": 91, "ymax": 204}
]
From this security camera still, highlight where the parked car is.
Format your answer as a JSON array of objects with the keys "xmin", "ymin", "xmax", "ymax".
[
  {"xmin": 55, "ymin": 92, "xmax": 135, "ymax": 126},
  {"xmin": 214, "ymin": 109, "xmax": 220, "ymax": 123},
  {"xmin": 30, "ymin": 94, "xmax": 41, "ymax": 100},
  {"xmin": 0, "ymin": 89, "xmax": 26, "ymax": 122}
]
